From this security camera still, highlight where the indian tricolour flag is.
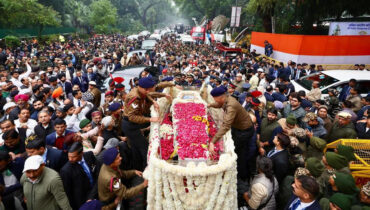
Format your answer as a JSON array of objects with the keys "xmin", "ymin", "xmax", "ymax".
[{"xmin": 250, "ymin": 32, "xmax": 370, "ymax": 65}]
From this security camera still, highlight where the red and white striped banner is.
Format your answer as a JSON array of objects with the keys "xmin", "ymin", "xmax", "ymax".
[{"xmin": 250, "ymin": 32, "xmax": 370, "ymax": 64}]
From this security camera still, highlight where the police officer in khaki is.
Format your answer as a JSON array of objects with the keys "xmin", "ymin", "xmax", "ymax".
[
  {"xmin": 98, "ymin": 147, "xmax": 148, "ymax": 209},
  {"xmin": 122, "ymin": 77, "xmax": 174, "ymax": 171},
  {"xmin": 208, "ymin": 86, "xmax": 255, "ymax": 206}
]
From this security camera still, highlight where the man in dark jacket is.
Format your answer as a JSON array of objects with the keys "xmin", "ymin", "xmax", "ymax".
[
  {"xmin": 259, "ymin": 108, "xmax": 281, "ymax": 152},
  {"xmin": 264, "ymin": 41, "xmax": 273, "ymax": 57},
  {"xmin": 26, "ymin": 139, "xmax": 67, "ymax": 172},
  {"xmin": 72, "ymin": 69, "xmax": 89, "ymax": 93},
  {"xmin": 266, "ymin": 133, "xmax": 290, "ymax": 184},
  {"xmin": 84, "ymin": 67, "xmax": 97, "ymax": 83},
  {"xmin": 0, "ymin": 129, "xmax": 26, "ymax": 159},
  {"xmin": 293, "ymin": 64, "xmax": 306, "ymax": 81},
  {"xmin": 269, "ymin": 65, "xmax": 280, "ymax": 80},
  {"xmin": 338, "ymin": 79, "xmax": 356, "ymax": 102},
  {"xmin": 46, "ymin": 118, "xmax": 74, "ymax": 150},
  {"xmin": 272, "ymin": 85, "xmax": 287, "ymax": 102},
  {"xmin": 285, "ymin": 175, "xmax": 321, "ymax": 210},
  {"xmin": 34, "ymin": 110, "xmax": 54, "ymax": 141},
  {"xmin": 58, "ymin": 73, "xmax": 73, "ymax": 97},
  {"xmin": 0, "ymin": 151, "xmax": 24, "ymax": 196},
  {"xmin": 60, "ymin": 142, "xmax": 100, "ymax": 210},
  {"xmin": 264, "ymin": 85, "xmax": 274, "ymax": 102},
  {"xmin": 356, "ymin": 115, "xmax": 370, "ymax": 139}
]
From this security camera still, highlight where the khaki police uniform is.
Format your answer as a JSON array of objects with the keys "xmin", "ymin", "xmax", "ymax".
[
  {"xmin": 121, "ymin": 81, "xmax": 175, "ymax": 170},
  {"xmin": 98, "ymin": 164, "xmax": 145, "ymax": 210},
  {"xmin": 210, "ymin": 95, "xmax": 254, "ymax": 181}
]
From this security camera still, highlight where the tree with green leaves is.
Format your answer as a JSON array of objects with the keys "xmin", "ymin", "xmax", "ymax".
[
  {"xmin": 111, "ymin": 0, "xmax": 174, "ymax": 29},
  {"xmin": 30, "ymin": 3, "xmax": 61, "ymax": 37},
  {"xmin": 245, "ymin": 0, "xmax": 278, "ymax": 33},
  {"xmin": 64, "ymin": 0, "xmax": 91, "ymax": 33},
  {"xmin": 174, "ymin": 0, "xmax": 237, "ymax": 22},
  {"xmin": 245, "ymin": 0, "xmax": 370, "ymax": 34},
  {"xmin": 294, "ymin": 0, "xmax": 370, "ymax": 34},
  {"xmin": 89, "ymin": 0, "xmax": 118, "ymax": 34},
  {"xmin": 0, "ymin": 0, "xmax": 61, "ymax": 37}
]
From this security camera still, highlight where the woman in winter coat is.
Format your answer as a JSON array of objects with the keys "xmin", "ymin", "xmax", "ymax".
[{"xmin": 244, "ymin": 156, "xmax": 279, "ymax": 210}]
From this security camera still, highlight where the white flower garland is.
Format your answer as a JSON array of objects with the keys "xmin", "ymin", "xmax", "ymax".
[
  {"xmin": 162, "ymin": 172, "xmax": 175, "ymax": 209},
  {"xmin": 159, "ymin": 124, "xmax": 173, "ymax": 138},
  {"xmin": 145, "ymin": 88, "xmax": 238, "ymax": 210}
]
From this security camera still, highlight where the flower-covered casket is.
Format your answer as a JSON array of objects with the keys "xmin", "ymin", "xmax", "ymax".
[{"xmin": 143, "ymin": 85, "xmax": 237, "ymax": 210}]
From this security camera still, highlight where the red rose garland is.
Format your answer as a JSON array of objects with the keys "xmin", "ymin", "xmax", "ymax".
[
  {"xmin": 207, "ymin": 114, "xmax": 223, "ymax": 160},
  {"xmin": 159, "ymin": 112, "xmax": 175, "ymax": 160},
  {"xmin": 158, "ymin": 103, "xmax": 223, "ymax": 161},
  {"xmin": 174, "ymin": 102, "xmax": 208, "ymax": 160}
]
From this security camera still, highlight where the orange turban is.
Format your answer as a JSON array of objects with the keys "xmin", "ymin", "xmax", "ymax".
[{"xmin": 52, "ymin": 87, "xmax": 63, "ymax": 98}]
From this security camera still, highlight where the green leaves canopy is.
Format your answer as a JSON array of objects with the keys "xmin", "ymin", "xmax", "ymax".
[
  {"xmin": 88, "ymin": 0, "xmax": 118, "ymax": 33},
  {"xmin": 0, "ymin": 0, "xmax": 60, "ymax": 29}
]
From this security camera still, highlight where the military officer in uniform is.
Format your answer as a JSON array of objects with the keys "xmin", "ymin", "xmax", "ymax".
[
  {"xmin": 122, "ymin": 77, "xmax": 174, "ymax": 171},
  {"xmin": 208, "ymin": 86, "xmax": 255, "ymax": 206},
  {"xmin": 98, "ymin": 147, "xmax": 148, "ymax": 210}
]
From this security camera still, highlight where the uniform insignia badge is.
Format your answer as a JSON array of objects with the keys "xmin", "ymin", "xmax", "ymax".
[
  {"xmin": 132, "ymin": 103, "xmax": 138, "ymax": 109},
  {"xmin": 110, "ymin": 177, "xmax": 120, "ymax": 192},
  {"xmin": 113, "ymin": 179, "xmax": 120, "ymax": 189}
]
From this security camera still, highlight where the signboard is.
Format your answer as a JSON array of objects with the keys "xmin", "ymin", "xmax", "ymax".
[
  {"xmin": 329, "ymin": 22, "xmax": 370, "ymax": 36},
  {"xmin": 230, "ymin": 7, "xmax": 241, "ymax": 27},
  {"xmin": 226, "ymin": 32, "xmax": 231, "ymax": 42}
]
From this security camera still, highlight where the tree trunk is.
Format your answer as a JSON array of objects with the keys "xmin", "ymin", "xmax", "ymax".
[
  {"xmin": 262, "ymin": 14, "xmax": 272, "ymax": 33},
  {"xmin": 141, "ymin": 2, "xmax": 161, "ymax": 27}
]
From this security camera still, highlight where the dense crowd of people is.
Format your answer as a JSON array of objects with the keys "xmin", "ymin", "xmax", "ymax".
[{"xmin": 0, "ymin": 33, "xmax": 369, "ymax": 210}]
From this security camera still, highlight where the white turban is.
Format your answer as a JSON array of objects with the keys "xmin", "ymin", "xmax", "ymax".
[
  {"xmin": 3, "ymin": 102, "xmax": 16, "ymax": 111},
  {"xmin": 102, "ymin": 116, "xmax": 113, "ymax": 128}
]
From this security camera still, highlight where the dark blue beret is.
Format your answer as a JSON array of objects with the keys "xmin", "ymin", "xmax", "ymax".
[
  {"xmin": 103, "ymin": 147, "xmax": 119, "ymax": 165},
  {"xmin": 138, "ymin": 77, "xmax": 156, "ymax": 88},
  {"xmin": 79, "ymin": 200, "xmax": 102, "ymax": 210},
  {"xmin": 108, "ymin": 102, "xmax": 120, "ymax": 111},
  {"xmin": 211, "ymin": 86, "xmax": 227, "ymax": 97},
  {"xmin": 161, "ymin": 77, "xmax": 173, "ymax": 82}
]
